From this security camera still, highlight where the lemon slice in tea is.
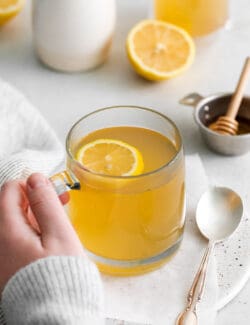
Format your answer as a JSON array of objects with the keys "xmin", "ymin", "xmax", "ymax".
[{"xmin": 76, "ymin": 139, "xmax": 144, "ymax": 176}]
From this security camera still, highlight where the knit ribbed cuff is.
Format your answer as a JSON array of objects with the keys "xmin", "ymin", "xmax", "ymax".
[
  {"xmin": 0, "ymin": 304, "xmax": 6, "ymax": 325},
  {"xmin": 2, "ymin": 256, "xmax": 104, "ymax": 325}
]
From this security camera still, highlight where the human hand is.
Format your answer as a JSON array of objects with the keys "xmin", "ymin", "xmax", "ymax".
[{"xmin": 0, "ymin": 173, "xmax": 84, "ymax": 294}]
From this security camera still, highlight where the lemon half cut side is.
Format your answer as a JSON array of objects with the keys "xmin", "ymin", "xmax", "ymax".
[{"xmin": 126, "ymin": 19, "xmax": 195, "ymax": 81}]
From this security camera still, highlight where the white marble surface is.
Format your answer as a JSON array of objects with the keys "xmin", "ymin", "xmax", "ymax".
[{"xmin": 0, "ymin": 0, "xmax": 249, "ymax": 324}]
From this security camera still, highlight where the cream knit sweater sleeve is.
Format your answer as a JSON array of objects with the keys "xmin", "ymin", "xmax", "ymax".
[{"xmin": 0, "ymin": 256, "xmax": 104, "ymax": 325}]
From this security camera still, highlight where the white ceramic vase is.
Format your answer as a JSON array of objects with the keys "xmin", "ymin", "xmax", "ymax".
[{"xmin": 33, "ymin": 0, "xmax": 116, "ymax": 72}]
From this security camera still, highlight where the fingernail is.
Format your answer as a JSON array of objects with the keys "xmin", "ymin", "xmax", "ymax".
[{"xmin": 27, "ymin": 174, "xmax": 50, "ymax": 190}]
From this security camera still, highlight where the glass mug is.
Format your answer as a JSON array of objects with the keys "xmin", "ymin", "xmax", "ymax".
[
  {"xmin": 51, "ymin": 106, "xmax": 185, "ymax": 275},
  {"xmin": 154, "ymin": 0, "xmax": 228, "ymax": 37}
]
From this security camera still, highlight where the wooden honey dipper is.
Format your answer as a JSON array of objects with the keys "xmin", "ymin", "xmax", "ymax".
[{"xmin": 209, "ymin": 57, "xmax": 250, "ymax": 135}]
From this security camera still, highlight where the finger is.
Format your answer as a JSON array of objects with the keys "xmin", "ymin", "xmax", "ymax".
[
  {"xmin": 26, "ymin": 173, "xmax": 75, "ymax": 240},
  {"xmin": 0, "ymin": 180, "xmax": 38, "ymax": 237},
  {"xmin": 25, "ymin": 192, "xmax": 69, "ymax": 234},
  {"xmin": 0, "ymin": 180, "xmax": 28, "ymax": 222},
  {"xmin": 25, "ymin": 207, "xmax": 41, "ymax": 235}
]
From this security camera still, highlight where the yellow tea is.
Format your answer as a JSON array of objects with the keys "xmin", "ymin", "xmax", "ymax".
[
  {"xmin": 154, "ymin": 0, "xmax": 228, "ymax": 36},
  {"xmin": 68, "ymin": 126, "xmax": 185, "ymax": 275}
]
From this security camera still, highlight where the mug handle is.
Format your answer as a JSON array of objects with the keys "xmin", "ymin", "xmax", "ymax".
[
  {"xmin": 179, "ymin": 93, "xmax": 204, "ymax": 107},
  {"xmin": 50, "ymin": 170, "xmax": 80, "ymax": 196}
]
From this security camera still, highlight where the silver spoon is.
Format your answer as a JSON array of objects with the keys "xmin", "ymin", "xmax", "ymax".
[{"xmin": 176, "ymin": 186, "xmax": 243, "ymax": 325}]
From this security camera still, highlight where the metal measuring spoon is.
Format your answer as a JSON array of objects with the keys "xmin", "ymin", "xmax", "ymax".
[{"xmin": 176, "ymin": 186, "xmax": 243, "ymax": 325}]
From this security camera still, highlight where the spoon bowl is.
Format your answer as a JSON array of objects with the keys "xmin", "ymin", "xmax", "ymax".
[{"xmin": 196, "ymin": 186, "xmax": 243, "ymax": 242}]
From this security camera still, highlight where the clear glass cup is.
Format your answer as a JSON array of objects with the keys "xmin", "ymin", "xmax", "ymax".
[
  {"xmin": 154, "ymin": 0, "xmax": 229, "ymax": 37},
  {"xmin": 51, "ymin": 106, "xmax": 185, "ymax": 275}
]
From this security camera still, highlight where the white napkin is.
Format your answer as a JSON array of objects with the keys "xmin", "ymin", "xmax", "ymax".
[
  {"xmin": 102, "ymin": 154, "xmax": 218, "ymax": 325},
  {"xmin": 0, "ymin": 79, "xmax": 64, "ymax": 186}
]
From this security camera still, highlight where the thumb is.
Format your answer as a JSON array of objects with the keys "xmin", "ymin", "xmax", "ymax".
[{"xmin": 26, "ymin": 173, "xmax": 74, "ymax": 240}]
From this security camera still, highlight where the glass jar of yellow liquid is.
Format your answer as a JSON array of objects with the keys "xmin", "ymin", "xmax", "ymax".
[
  {"xmin": 51, "ymin": 106, "xmax": 185, "ymax": 276},
  {"xmin": 154, "ymin": 0, "xmax": 228, "ymax": 36}
]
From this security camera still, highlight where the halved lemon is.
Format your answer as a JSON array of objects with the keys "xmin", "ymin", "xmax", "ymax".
[
  {"xmin": 126, "ymin": 19, "xmax": 195, "ymax": 81},
  {"xmin": 76, "ymin": 139, "xmax": 144, "ymax": 176},
  {"xmin": 0, "ymin": 0, "xmax": 25, "ymax": 26}
]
